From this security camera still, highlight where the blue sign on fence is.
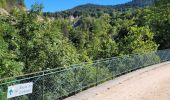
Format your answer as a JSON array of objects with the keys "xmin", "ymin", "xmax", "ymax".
[{"xmin": 7, "ymin": 82, "xmax": 33, "ymax": 98}]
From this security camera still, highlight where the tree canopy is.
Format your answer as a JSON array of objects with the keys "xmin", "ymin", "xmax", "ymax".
[{"xmin": 0, "ymin": 0, "xmax": 169, "ymax": 78}]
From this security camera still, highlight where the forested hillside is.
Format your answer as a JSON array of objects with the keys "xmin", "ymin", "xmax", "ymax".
[
  {"xmin": 44, "ymin": 3, "xmax": 129, "ymax": 18},
  {"xmin": 0, "ymin": 0, "xmax": 169, "ymax": 79},
  {"xmin": 44, "ymin": 0, "xmax": 155, "ymax": 18}
]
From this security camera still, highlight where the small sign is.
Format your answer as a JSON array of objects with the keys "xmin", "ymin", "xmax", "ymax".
[{"xmin": 7, "ymin": 82, "xmax": 33, "ymax": 98}]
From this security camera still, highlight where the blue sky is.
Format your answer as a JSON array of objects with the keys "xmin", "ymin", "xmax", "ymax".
[{"xmin": 25, "ymin": 0, "xmax": 132, "ymax": 12}]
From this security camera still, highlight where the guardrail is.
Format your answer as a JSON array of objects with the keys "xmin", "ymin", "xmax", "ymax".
[{"xmin": 0, "ymin": 50, "xmax": 170, "ymax": 100}]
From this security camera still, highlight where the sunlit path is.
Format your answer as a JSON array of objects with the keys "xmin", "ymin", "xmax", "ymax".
[{"xmin": 65, "ymin": 62, "xmax": 170, "ymax": 100}]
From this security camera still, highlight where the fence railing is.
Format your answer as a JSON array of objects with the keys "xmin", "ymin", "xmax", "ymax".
[{"xmin": 0, "ymin": 50, "xmax": 170, "ymax": 100}]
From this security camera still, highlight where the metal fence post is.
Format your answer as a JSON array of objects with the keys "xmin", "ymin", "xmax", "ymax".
[
  {"xmin": 74, "ymin": 67, "xmax": 77, "ymax": 95},
  {"xmin": 96, "ymin": 62, "xmax": 98, "ymax": 86},
  {"xmin": 111, "ymin": 59, "xmax": 114, "ymax": 79},
  {"xmin": 42, "ymin": 72, "xmax": 45, "ymax": 100}
]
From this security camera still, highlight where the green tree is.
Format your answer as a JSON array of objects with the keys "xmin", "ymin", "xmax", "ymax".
[
  {"xmin": 0, "ymin": 15, "xmax": 23, "ymax": 78},
  {"xmin": 117, "ymin": 26, "xmax": 158, "ymax": 54}
]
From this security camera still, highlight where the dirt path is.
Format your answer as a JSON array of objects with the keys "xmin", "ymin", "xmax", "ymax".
[{"xmin": 65, "ymin": 61, "xmax": 170, "ymax": 100}]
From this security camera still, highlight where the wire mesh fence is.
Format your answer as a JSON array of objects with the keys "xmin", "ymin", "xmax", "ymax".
[{"xmin": 0, "ymin": 50, "xmax": 170, "ymax": 100}]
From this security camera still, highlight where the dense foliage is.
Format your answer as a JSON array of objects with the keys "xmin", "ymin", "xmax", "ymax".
[{"xmin": 0, "ymin": 0, "xmax": 169, "ymax": 79}]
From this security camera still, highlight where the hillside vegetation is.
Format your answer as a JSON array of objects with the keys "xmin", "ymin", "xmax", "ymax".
[
  {"xmin": 0, "ymin": 0, "xmax": 24, "ymax": 11},
  {"xmin": 0, "ymin": 0, "xmax": 169, "ymax": 78},
  {"xmin": 44, "ymin": 0, "xmax": 155, "ymax": 18}
]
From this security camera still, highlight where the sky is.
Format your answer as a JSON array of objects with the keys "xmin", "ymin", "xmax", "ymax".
[{"xmin": 25, "ymin": 0, "xmax": 132, "ymax": 12}]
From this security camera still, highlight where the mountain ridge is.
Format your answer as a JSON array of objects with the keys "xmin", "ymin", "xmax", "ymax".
[{"xmin": 44, "ymin": 0, "xmax": 155, "ymax": 18}]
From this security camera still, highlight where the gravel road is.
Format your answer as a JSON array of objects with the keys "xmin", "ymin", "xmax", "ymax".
[{"xmin": 65, "ymin": 61, "xmax": 170, "ymax": 100}]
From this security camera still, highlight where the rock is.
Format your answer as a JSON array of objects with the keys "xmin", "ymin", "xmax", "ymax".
[
  {"xmin": 0, "ymin": 8, "xmax": 9, "ymax": 15},
  {"xmin": 132, "ymin": 0, "xmax": 155, "ymax": 7},
  {"xmin": 37, "ymin": 15, "xmax": 44, "ymax": 22}
]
